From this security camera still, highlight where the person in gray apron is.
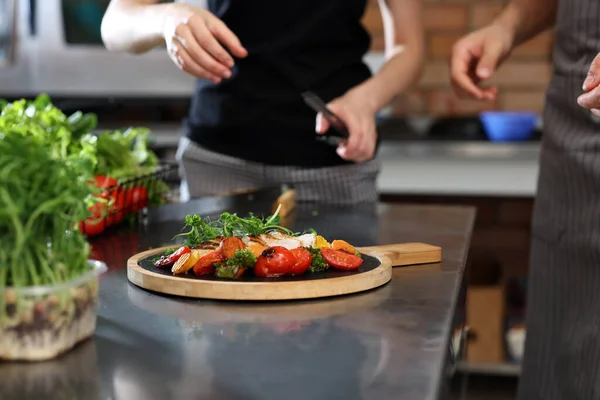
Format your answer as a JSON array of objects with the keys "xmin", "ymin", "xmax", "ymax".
[
  {"xmin": 450, "ymin": 0, "xmax": 600, "ymax": 398},
  {"xmin": 101, "ymin": 0, "xmax": 424, "ymax": 205}
]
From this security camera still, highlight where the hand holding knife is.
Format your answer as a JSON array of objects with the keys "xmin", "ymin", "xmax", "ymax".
[{"xmin": 301, "ymin": 91, "xmax": 349, "ymax": 147}]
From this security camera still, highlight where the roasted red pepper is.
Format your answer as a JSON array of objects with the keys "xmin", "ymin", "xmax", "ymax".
[{"xmin": 154, "ymin": 246, "xmax": 191, "ymax": 268}]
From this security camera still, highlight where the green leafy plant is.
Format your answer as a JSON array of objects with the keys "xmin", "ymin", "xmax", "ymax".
[
  {"xmin": 0, "ymin": 94, "xmax": 168, "ymax": 209},
  {"xmin": 0, "ymin": 132, "xmax": 97, "ymax": 289}
]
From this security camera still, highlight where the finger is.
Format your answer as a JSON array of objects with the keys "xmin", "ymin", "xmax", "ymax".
[
  {"xmin": 338, "ymin": 122, "xmax": 362, "ymax": 161},
  {"xmin": 316, "ymin": 101, "xmax": 344, "ymax": 134},
  {"xmin": 583, "ymin": 53, "xmax": 600, "ymax": 92},
  {"xmin": 451, "ymin": 45, "xmax": 486, "ymax": 100},
  {"xmin": 480, "ymin": 85, "xmax": 498, "ymax": 101},
  {"xmin": 169, "ymin": 41, "xmax": 221, "ymax": 83},
  {"xmin": 187, "ymin": 20, "xmax": 236, "ymax": 71},
  {"xmin": 475, "ymin": 40, "xmax": 504, "ymax": 80},
  {"xmin": 577, "ymin": 85, "xmax": 600, "ymax": 109},
  {"xmin": 315, "ymin": 112, "xmax": 329, "ymax": 134},
  {"xmin": 343, "ymin": 119, "xmax": 371, "ymax": 162},
  {"xmin": 355, "ymin": 123, "xmax": 377, "ymax": 162},
  {"xmin": 592, "ymin": 108, "xmax": 600, "ymax": 117},
  {"xmin": 176, "ymin": 25, "xmax": 231, "ymax": 78},
  {"xmin": 205, "ymin": 17, "xmax": 248, "ymax": 58}
]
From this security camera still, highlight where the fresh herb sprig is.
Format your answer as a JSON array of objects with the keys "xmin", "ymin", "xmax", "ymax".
[
  {"xmin": 220, "ymin": 205, "xmax": 294, "ymax": 237},
  {"xmin": 173, "ymin": 214, "xmax": 222, "ymax": 247},
  {"xmin": 174, "ymin": 205, "xmax": 295, "ymax": 248}
]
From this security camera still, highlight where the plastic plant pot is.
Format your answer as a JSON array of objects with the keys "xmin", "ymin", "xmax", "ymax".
[{"xmin": 0, "ymin": 260, "xmax": 107, "ymax": 361}]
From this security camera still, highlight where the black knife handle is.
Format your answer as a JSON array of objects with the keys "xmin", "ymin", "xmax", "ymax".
[{"xmin": 302, "ymin": 91, "xmax": 350, "ymax": 139}]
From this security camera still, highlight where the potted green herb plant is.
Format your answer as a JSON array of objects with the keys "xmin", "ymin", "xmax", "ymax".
[{"xmin": 0, "ymin": 131, "xmax": 107, "ymax": 361}]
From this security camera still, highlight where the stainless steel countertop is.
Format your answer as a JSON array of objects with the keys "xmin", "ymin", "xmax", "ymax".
[{"xmin": 1, "ymin": 200, "xmax": 475, "ymax": 400}]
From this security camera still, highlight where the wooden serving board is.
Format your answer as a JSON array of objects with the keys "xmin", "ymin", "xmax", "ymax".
[{"xmin": 127, "ymin": 243, "xmax": 441, "ymax": 301}]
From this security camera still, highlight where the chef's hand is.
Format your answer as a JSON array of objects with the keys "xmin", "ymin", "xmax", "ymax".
[
  {"xmin": 315, "ymin": 90, "xmax": 377, "ymax": 163},
  {"xmin": 163, "ymin": 4, "xmax": 248, "ymax": 83},
  {"xmin": 577, "ymin": 52, "xmax": 600, "ymax": 116},
  {"xmin": 450, "ymin": 23, "xmax": 514, "ymax": 101}
]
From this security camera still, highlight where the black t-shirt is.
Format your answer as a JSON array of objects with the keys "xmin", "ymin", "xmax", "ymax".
[{"xmin": 185, "ymin": 0, "xmax": 373, "ymax": 167}]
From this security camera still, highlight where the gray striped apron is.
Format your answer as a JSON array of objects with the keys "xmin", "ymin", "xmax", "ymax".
[
  {"xmin": 176, "ymin": 137, "xmax": 380, "ymax": 205},
  {"xmin": 517, "ymin": 1, "xmax": 600, "ymax": 398}
]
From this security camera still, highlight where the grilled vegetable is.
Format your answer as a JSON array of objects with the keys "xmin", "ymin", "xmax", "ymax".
[
  {"xmin": 154, "ymin": 246, "xmax": 190, "ymax": 268},
  {"xmin": 288, "ymin": 248, "xmax": 312, "ymax": 275},
  {"xmin": 193, "ymin": 250, "xmax": 225, "ymax": 276},
  {"xmin": 254, "ymin": 246, "xmax": 296, "ymax": 277},
  {"xmin": 331, "ymin": 239, "xmax": 356, "ymax": 255},
  {"xmin": 220, "ymin": 237, "xmax": 246, "ymax": 259},
  {"xmin": 321, "ymin": 248, "xmax": 363, "ymax": 271}
]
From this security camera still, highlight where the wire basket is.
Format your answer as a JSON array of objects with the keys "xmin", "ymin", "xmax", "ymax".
[{"xmin": 79, "ymin": 162, "xmax": 180, "ymax": 237}]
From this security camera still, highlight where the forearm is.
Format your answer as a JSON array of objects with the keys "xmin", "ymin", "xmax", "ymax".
[
  {"xmin": 352, "ymin": 46, "xmax": 423, "ymax": 113},
  {"xmin": 101, "ymin": 0, "xmax": 181, "ymax": 53},
  {"xmin": 350, "ymin": 0, "xmax": 424, "ymax": 112},
  {"xmin": 496, "ymin": 0, "xmax": 558, "ymax": 46}
]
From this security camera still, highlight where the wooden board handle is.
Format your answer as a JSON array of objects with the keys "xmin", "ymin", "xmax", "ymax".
[
  {"xmin": 358, "ymin": 243, "xmax": 442, "ymax": 267},
  {"xmin": 272, "ymin": 189, "xmax": 296, "ymax": 218}
]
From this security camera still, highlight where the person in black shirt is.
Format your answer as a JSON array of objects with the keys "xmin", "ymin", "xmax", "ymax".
[{"xmin": 102, "ymin": 0, "xmax": 423, "ymax": 204}]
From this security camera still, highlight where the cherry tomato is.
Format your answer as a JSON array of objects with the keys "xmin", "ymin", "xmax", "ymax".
[
  {"xmin": 94, "ymin": 175, "xmax": 118, "ymax": 189},
  {"xmin": 254, "ymin": 246, "xmax": 296, "ymax": 277},
  {"xmin": 133, "ymin": 187, "xmax": 149, "ymax": 212},
  {"xmin": 220, "ymin": 236, "xmax": 246, "ymax": 259},
  {"xmin": 124, "ymin": 187, "xmax": 149, "ymax": 212},
  {"xmin": 79, "ymin": 218, "xmax": 105, "ymax": 237},
  {"xmin": 321, "ymin": 247, "xmax": 363, "ymax": 271},
  {"xmin": 105, "ymin": 188, "xmax": 126, "ymax": 226},
  {"xmin": 79, "ymin": 201, "xmax": 108, "ymax": 236},
  {"xmin": 288, "ymin": 247, "xmax": 312, "ymax": 275},
  {"xmin": 193, "ymin": 250, "xmax": 225, "ymax": 275},
  {"xmin": 154, "ymin": 246, "xmax": 191, "ymax": 268}
]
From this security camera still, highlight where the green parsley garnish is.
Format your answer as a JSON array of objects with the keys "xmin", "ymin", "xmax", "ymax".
[
  {"xmin": 228, "ymin": 248, "xmax": 257, "ymax": 269},
  {"xmin": 305, "ymin": 246, "xmax": 330, "ymax": 273},
  {"xmin": 215, "ymin": 249, "xmax": 257, "ymax": 279}
]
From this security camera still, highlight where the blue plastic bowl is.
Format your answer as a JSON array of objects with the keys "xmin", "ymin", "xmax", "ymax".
[{"xmin": 479, "ymin": 111, "xmax": 539, "ymax": 142}]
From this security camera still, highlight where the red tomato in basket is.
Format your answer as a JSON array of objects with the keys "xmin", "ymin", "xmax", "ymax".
[
  {"xmin": 254, "ymin": 246, "xmax": 296, "ymax": 277},
  {"xmin": 105, "ymin": 188, "xmax": 126, "ymax": 226},
  {"xmin": 126, "ymin": 187, "xmax": 149, "ymax": 212},
  {"xmin": 94, "ymin": 175, "xmax": 118, "ymax": 189},
  {"xmin": 79, "ymin": 203, "xmax": 107, "ymax": 237},
  {"xmin": 79, "ymin": 219, "xmax": 105, "ymax": 237},
  {"xmin": 321, "ymin": 248, "xmax": 363, "ymax": 271},
  {"xmin": 288, "ymin": 248, "xmax": 312, "ymax": 275}
]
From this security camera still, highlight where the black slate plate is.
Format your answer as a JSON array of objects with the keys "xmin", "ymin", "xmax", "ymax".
[{"xmin": 138, "ymin": 252, "xmax": 382, "ymax": 283}]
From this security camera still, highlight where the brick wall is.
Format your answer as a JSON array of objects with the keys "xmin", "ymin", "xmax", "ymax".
[{"xmin": 362, "ymin": 0, "xmax": 554, "ymax": 116}]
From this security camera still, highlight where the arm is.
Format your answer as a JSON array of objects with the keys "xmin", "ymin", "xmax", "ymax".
[
  {"xmin": 101, "ymin": 0, "xmax": 247, "ymax": 82},
  {"xmin": 352, "ymin": 0, "xmax": 425, "ymax": 112},
  {"xmin": 495, "ymin": 0, "xmax": 558, "ymax": 46},
  {"xmin": 315, "ymin": 0, "xmax": 424, "ymax": 163},
  {"xmin": 450, "ymin": 0, "xmax": 557, "ymax": 100},
  {"xmin": 101, "ymin": 0, "xmax": 174, "ymax": 53}
]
